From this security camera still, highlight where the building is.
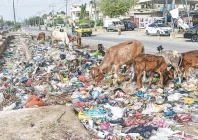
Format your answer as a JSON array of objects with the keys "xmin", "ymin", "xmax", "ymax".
[
  {"xmin": 127, "ymin": 3, "xmax": 164, "ymax": 18},
  {"xmin": 43, "ymin": 12, "xmax": 69, "ymax": 26},
  {"xmin": 70, "ymin": 4, "xmax": 103, "ymax": 22}
]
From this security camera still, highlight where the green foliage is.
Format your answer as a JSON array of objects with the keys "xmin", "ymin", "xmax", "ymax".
[
  {"xmin": 61, "ymin": 11, "xmax": 65, "ymax": 14},
  {"xmin": 89, "ymin": 20, "xmax": 95, "ymax": 27},
  {"xmin": 56, "ymin": 16, "xmax": 64, "ymax": 24},
  {"xmin": 26, "ymin": 16, "xmax": 44, "ymax": 26},
  {"xmin": 98, "ymin": 0, "xmax": 136, "ymax": 18},
  {"xmin": 0, "ymin": 20, "xmax": 3, "ymax": 26},
  {"xmin": 79, "ymin": 4, "xmax": 86, "ymax": 20},
  {"xmin": 13, "ymin": 23, "xmax": 21, "ymax": 31},
  {"xmin": 96, "ymin": 19, "xmax": 103, "ymax": 26},
  {"xmin": 42, "ymin": 14, "xmax": 48, "ymax": 19},
  {"xmin": 75, "ymin": 18, "xmax": 95, "ymax": 28}
]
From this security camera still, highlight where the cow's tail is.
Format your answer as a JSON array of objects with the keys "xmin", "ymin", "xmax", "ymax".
[
  {"xmin": 141, "ymin": 46, "xmax": 145, "ymax": 54},
  {"xmin": 178, "ymin": 54, "xmax": 183, "ymax": 67}
]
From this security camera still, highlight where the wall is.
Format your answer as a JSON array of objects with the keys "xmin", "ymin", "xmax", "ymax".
[{"xmin": 0, "ymin": 31, "xmax": 10, "ymax": 57}]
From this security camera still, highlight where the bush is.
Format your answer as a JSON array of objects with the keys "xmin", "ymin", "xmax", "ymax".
[
  {"xmin": 74, "ymin": 18, "xmax": 95, "ymax": 28},
  {"xmin": 89, "ymin": 20, "xmax": 95, "ymax": 28},
  {"xmin": 13, "ymin": 23, "xmax": 21, "ymax": 31},
  {"xmin": 96, "ymin": 19, "xmax": 103, "ymax": 26}
]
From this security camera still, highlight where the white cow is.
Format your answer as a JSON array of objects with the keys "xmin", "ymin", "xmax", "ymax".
[{"xmin": 51, "ymin": 30, "xmax": 69, "ymax": 46}]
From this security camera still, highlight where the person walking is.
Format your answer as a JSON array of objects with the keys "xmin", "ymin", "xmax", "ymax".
[
  {"xmin": 60, "ymin": 26, "xmax": 64, "ymax": 32},
  {"xmin": 117, "ymin": 23, "xmax": 121, "ymax": 35},
  {"xmin": 72, "ymin": 23, "xmax": 75, "ymax": 35},
  {"xmin": 124, "ymin": 22, "xmax": 128, "ymax": 31}
]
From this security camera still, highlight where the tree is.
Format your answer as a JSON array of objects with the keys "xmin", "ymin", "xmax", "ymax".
[
  {"xmin": 56, "ymin": 16, "xmax": 64, "ymax": 24},
  {"xmin": 0, "ymin": 20, "xmax": 3, "ymax": 26},
  {"xmin": 61, "ymin": 11, "xmax": 65, "ymax": 14},
  {"xmin": 79, "ymin": 4, "xmax": 86, "ymax": 20},
  {"xmin": 42, "ymin": 14, "xmax": 48, "ymax": 19},
  {"xmin": 89, "ymin": 0, "xmax": 94, "ymax": 19},
  {"xmin": 5, "ymin": 21, "xmax": 14, "ymax": 26},
  {"xmin": 98, "ymin": 0, "xmax": 136, "ymax": 18}
]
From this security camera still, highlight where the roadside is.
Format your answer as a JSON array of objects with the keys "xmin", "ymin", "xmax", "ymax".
[
  {"xmin": 28, "ymin": 26, "xmax": 188, "ymax": 43},
  {"xmin": 22, "ymin": 27, "xmax": 198, "ymax": 53},
  {"xmin": 0, "ymin": 105, "xmax": 91, "ymax": 140}
]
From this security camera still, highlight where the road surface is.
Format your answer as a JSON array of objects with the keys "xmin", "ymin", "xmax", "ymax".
[{"xmin": 22, "ymin": 27, "xmax": 198, "ymax": 53}]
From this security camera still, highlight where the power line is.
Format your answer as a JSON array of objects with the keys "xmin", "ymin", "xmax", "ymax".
[
  {"xmin": 0, "ymin": 2, "xmax": 65, "ymax": 7},
  {"xmin": 1, "ymin": 0, "xmax": 6, "ymax": 6},
  {"xmin": 20, "ymin": 0, "xmax": 24, "ymax": 7},
  {"xmin": 57, "ymin": 5, "xmax": 66, "ymax": 11},
  {"xmin": 68, "ymin": 0, "xmax": 81, "ymax": 5}
]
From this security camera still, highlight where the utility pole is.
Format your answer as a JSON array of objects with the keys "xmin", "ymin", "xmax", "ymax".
[
  {"xmin": 13, "ymin": 0, "xmax": 16, "ymax": 24},
  {"xmin": 94, "ymin": 0, "xmax": 96, "ymax": 31},
  {"xmin": 164, "ymin": 0, "xmax": 168, "ymax": 25},
  {"xmin": 65, "ymin": 0, "xmax": 68, "ymax": 16},
  {"xmin": 185, "ymin": 0, "xmax": 190, "ymax": 25},
  {"xmin": 38, "ymin": 11, "xmax": 41, "ymax": 30},
  {"xmin": 50, "ymin": 4, "xmax": 56, "ymax": 27},
  {"xmin": 171, "ymin": 0, "xmax": 175, "ymax": 32}
]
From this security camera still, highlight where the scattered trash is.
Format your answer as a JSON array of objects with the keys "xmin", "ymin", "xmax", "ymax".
[{"xmin": 0, "ymin": 33, "xmax": 198, "ymax": 139}]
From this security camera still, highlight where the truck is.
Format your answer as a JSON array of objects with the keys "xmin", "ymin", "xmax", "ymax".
[{"xmin": 103, "ymin": 18, "xmax": 125, "ymax": 32}]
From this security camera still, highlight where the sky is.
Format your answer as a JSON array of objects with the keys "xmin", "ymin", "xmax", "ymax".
[{"xmin": 0, "ymin": 0, "xmax": 89, "ymax": 21}]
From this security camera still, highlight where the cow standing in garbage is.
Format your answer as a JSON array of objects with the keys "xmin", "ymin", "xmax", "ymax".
[
  {"xmin": 155, "ymin": 45, "xmax": 182, "ymax": 83},
  {"xmin": 51, "ymin": 30, "xmax": 70, "ymax": 46},
  {"xmin": 90, "ymin": 40, "xmax": 144, "ymax": 85}
]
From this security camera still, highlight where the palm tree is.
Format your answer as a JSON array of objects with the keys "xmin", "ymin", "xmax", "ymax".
[{"xmin": 89, "ymin": 0, "xmax": 94, "ymax": 19}]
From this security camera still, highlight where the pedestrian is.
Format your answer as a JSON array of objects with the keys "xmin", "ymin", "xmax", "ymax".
[
  {"xmin": 124, "ymin": 22, "xmax": 128, "ymax": 31},
  {"xmin": 60, "ymin": 26, "xmax": 64, "ymax": 32},
  {"xmin": 72, "ymin": 23, "xmax": 75, "ymax": 35},
  {"xmin": 117, "ymin": 23, "xmax": 121, "ymax": 35}
]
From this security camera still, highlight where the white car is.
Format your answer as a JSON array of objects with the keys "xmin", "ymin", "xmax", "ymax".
[{"xmin": 145, "ymin": 23, "xmax": 172, "ymax": 36}]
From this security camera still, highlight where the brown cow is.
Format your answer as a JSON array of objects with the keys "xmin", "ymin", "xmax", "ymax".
[
  {"xmin": 180, "ymin": 50, "xmax": 198, "ymax": 82},
  {"xmin": 37, "ymin": 32, "xmax": 45, "ymax": 40},
  {"xmin": 31, "ymin": 35, "xmax": 37, "ymax": 40},
  {"xmin": 68, "ymin": 35, "xmax": 81, "ymax": 49},
  {"xmin": 134, "ymin": 54, "xmax": 173, "ymax": 88},
  {"xmin": 90, "ymin": 40, "xmax": 144, "ymax": 84}
]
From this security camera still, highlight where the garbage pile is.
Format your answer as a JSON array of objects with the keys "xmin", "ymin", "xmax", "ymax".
[{"xmin": 0, "ymin": 34, "xmax": 198, "ymax": 139}]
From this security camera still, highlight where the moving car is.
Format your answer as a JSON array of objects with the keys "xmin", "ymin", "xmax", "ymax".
[
  {"xmin": 184, "ymin": 24, "xmax": 198, "ymax": 42},
  {"xmin": 145, "ymin": 23, "xmax": 172, "ymax": 36},
  {"xmin": 75, "ymin": 23, "xmax": 92, "ymax": 36}
]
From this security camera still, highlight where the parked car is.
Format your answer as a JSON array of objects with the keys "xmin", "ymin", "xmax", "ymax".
[
  {"xmin": 145, "ymin": 23, "xmax": 172, "ymax": 36},
  {"xmin": 122, "ymin": 20, "xmax": 136, "ymax": 30},
  {"xmin": 184, "ymin": 24, "xmax": 198, "ymax": 42},
  {"xmin": 103, "ymin": 18, "xmax": 125, "ymax": 32},
  {"xmin": 75, "ymin": 23, "xmax": 92, "ymax": 37}
]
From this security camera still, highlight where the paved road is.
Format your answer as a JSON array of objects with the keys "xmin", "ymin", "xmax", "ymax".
[{"xmin": 23, "ymin": 27, "xmax": 198, "ymax": 53}]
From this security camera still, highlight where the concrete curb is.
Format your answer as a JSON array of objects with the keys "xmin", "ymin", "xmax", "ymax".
[{"xmin": 0, "ymin": 31, "xmax": 11, "ymax": 57}]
